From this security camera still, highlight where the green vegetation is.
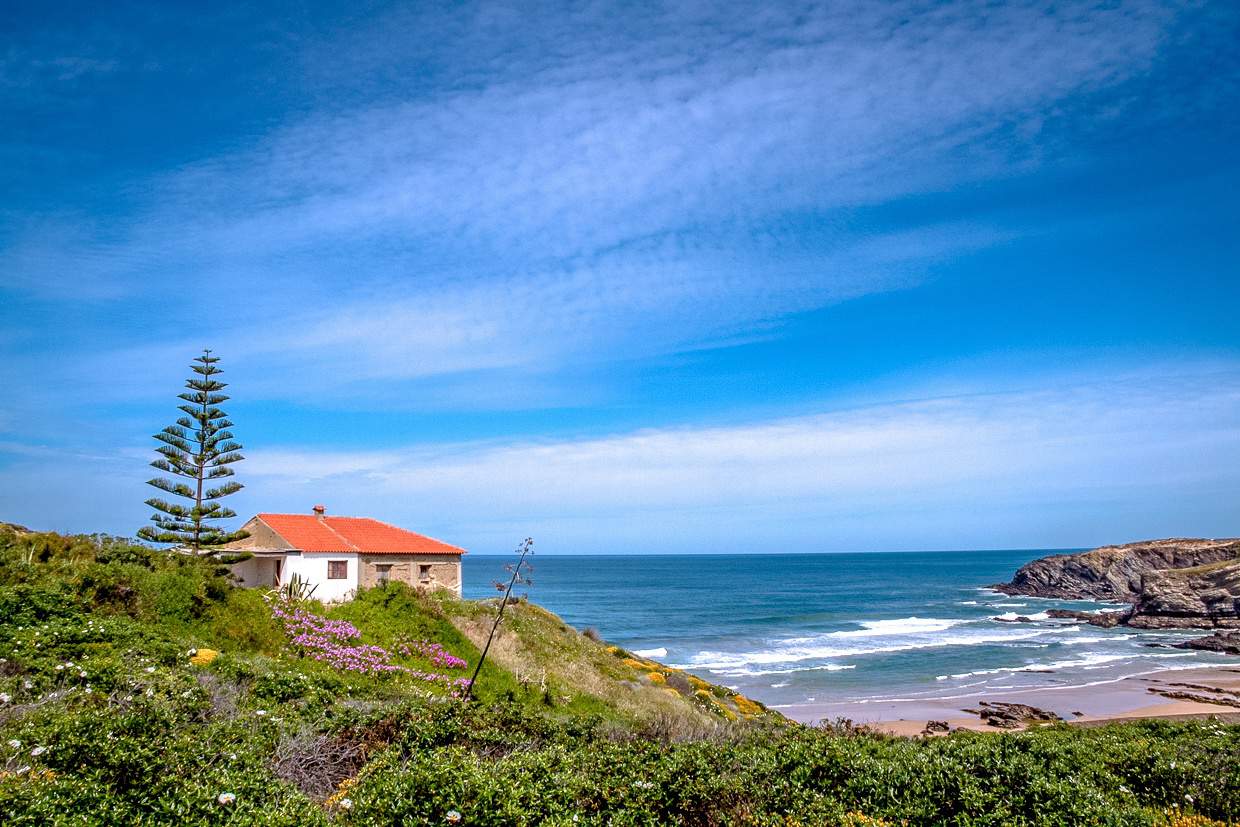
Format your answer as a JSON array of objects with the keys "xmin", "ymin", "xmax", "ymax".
[{"xmin": 2, "ymin": 523, "xmax": 1239, "ymax": 826}]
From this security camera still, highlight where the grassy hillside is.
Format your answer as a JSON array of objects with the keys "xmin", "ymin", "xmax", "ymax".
[
  {"xmin": 432, "ymin": 593, "xmax": 776, "ymax": 725},
  {"xmin": 1, "ymin": 524, "xmax": 1238, "ymax": 826}
]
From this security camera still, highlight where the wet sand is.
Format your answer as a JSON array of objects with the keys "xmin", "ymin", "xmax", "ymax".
[{"xmin": 774, "ymin": 666, "xmax": 1240, "ymax": 736}]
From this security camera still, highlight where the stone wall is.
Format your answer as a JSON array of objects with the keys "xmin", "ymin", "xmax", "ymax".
[{"xmin": 359, "ymin": 553, "xmax": 462, "ymax": 596}]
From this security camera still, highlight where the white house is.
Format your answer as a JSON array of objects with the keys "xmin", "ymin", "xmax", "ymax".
[{"xmin": 223, "ymin": 506, "xmax": 464, "ymax": 601}]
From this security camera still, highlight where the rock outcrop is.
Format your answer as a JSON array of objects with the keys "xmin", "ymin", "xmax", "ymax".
[
  {"xmin": 994, "ymin": 538, "xmax": 1240, "ymax": 633},
  {"xmin": 964, "ymin": 702, "xmax": 1061, "ymax": 729},
  {"xmin": 1174, "ymin": 630, "xmax": 1240, "ymax": 655},
  {"xmin": 1045, "ymin": 608, "xmax": 1128, "ymax": 627},
  {"xmin": 995, "ymin": 538, "xmax": 1240, "ymax": 601},
  {"xmin": 1127, "ymin": 559, "xmax": 1240, "ymax": 629}
]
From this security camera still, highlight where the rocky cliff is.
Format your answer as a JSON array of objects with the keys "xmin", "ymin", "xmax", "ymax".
[
  {"xmin": 995, "ymin": 538, "xmax": 1240, "ymax": 601},
  {"xmin": 1127, "ymin": 558, "xmax": 1240, "ymax": 629},
  {"xmin": 995, "ymin": 538, "xmax": 1240, "ymax": 631}
]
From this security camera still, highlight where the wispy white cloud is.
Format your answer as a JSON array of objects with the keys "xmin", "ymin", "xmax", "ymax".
[
  {"xmin": 2, "ymin": 1, "xmax": 1230, "ymax": 550},
  {"xmin": 5, "ymin": 363, "xmax": 1235, "ymax": 548},
  {"xmin": 1, "ymin": 0, "xmax": 1189, "ymax": 395},
  {"xmin": 219, "ymin": 364, "xmax": 1240, "ymax": 551}
]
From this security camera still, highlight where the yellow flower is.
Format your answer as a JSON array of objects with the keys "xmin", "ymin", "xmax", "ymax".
[{"xmin": 190, "ymin": 648, "xmax": 219, "ymax": 666}]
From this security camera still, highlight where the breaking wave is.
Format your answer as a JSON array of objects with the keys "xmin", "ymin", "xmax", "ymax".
[
  {"xmin": 632, "ymin": 647, "xmax": 667, "ymax": 658},
  {"xmin": 991, "ymin": 611, "xmax": 1050, "ymax": 622},
  {"xmin": 680, "ymin": 617, "xmax": 1078, "ymax": 677}
]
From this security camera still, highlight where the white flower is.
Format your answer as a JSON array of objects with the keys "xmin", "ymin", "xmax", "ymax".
[
  {"xmin": 0, "ymin": 693, "xmax": 10, "ymax": 704},
  {"xmin": 144, "ymin": 666, "xmax": 156, "ymax": 673},
  {"xmin": 255, "ymin": 709, "xmax": 267, "ymax": 716},
  {"xmin": 1186, "ymin": 794, "xmax": 1194, "ymax": 803},
  {"xmin": 55, "ymin": 664, "xmax": 64, "ymax": 671},
  {"xmin": 31, "ymin": 746, "xmax": 47, "ymax": 757},
  {"xmin": 228, "ymin": 753, "xmax": 237, "ymax": 760},
  {"xmin": 445, "ymin": 811, "xmax": 461, "ymax": 824},
  {"xmin": 23, "ymin": 680, "xmax": 32, "ymax": 690},
  {"xmin": 7, "ymin": 739, "xmax": 20, "ymax": 748},
  {"xmin": 217, "ymin": 792, "xmax": 236, "ymax": 805},
  {"xmin": 339, "ymin": 798, "xmax": 353, "ymax": 810}
]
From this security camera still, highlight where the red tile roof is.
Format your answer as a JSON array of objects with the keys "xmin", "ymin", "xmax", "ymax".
[{"xmin": 257, "ymin": 513, "xmax": 465, "ymax": 555}]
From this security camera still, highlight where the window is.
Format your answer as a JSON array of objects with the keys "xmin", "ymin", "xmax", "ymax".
[
  {"xmin": 418, "ymin": 564, "xmax": 432, "ymax": 581},
  {"xmin": 375, "ymin": 564, "xmax": 392, "ymax": 584},
  {"xmin": 327, "ymin": 560, "xmax": 347, "ymax": 580}
]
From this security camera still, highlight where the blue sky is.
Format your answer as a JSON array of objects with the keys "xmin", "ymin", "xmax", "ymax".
[{"xmin": 1, "ymin": 1, "xmax": 1238, "ymax": 553}]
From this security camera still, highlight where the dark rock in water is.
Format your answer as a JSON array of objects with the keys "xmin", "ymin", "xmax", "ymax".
[
  {"xmin": 1173, "ymin": 630, "xmax": 1240, "ymax": 655},
  {"xmin": 993, "ymin": 615, "xmax": 1036, "ymax": 623},
  {"xmin": 995, "ymin": 538, "xmax": 1240, "ymax": 601},
  {"xmin": 975, "ymin": 701, "xmax": 1061, "ymax": 729},
  {"xmin": 1071, "ymin": 711, "xmax": 1084, "ymax": 717},
  {"xmin": 1045, "ymin": 608, "xmax": 1129, "ymax": 627}
]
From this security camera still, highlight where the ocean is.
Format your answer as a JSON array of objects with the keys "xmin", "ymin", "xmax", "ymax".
[{"xmin": 462, "ymin": 550, "xmax": 1232, "ymax": 718}]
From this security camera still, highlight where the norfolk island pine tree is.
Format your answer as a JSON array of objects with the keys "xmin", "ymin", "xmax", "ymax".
[{"xmin": 137, "ymin": 349, "xmax": 250, "ymax": 559}]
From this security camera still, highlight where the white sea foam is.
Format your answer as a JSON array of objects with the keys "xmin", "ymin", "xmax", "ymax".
[
  {"xmin": 632, "ymin": 647, "xmax": 667, "ymax": 658},
  {"xmin": 991, "ymin": 602, "xmax": 1028, "ymax": 608},
  {"xmin": 854, "ymin": 662, "xmax": 1226, "ymax": 704},
  {"xmin": 680, "ymin": 617, "xmax": 1079, "ymax": 676},
  {"xmin": 936, "ymin": 650, "xmax": 1197, "ymax": 683},
  {"xmin": 957, "ymin": 600, "xmax": 979, "ymax": 606},
  {"xmin": 849, "ymin": 617, "xmax": 965, "ymax": 635},
  {"xmin": 1063, "ymin": 635, "xmax": 1134, "ymax": 645},
  {"xmin": 991, "ymin": 611, "xmax": 1050, "ymax": 622},
  {"xmin": 724, "ymin": 663, "xmax": 857, "ymax": 677},
  {"xmin": 770, "ymin": 682, "xmax": 790, "ymax": 688}
]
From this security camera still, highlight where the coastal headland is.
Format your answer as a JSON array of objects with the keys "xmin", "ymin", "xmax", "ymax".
[{"xmin": 785, "ymin": 538, "xmax": 1240, "ymax": 734}]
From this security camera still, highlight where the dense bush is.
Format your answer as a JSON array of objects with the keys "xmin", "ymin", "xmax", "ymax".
[{"xmin": 1, "ymin": 525, "xmax": 1238, "ymax": 825}]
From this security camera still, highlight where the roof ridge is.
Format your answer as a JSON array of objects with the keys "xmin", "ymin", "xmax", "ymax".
[{"xmin": 316, "ymin": 517, "xmax": 360, "ymax": 552}]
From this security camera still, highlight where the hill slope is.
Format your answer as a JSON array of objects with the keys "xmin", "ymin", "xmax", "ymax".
[{"xmin": 3, "ymin": 524, "xmax": 1240, "ymax": 825}]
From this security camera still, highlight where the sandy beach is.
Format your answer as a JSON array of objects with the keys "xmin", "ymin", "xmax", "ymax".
[{"xmin": 775, "ymin": 665, "xmax": 1240, "ymax": 736}]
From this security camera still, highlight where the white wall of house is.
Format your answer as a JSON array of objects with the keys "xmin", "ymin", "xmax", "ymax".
[
  {"xmin": 230, "ymin": 554, "xmax": 284, "ymax": 589},
  {"xmin": 284, "ymin": 551, "xmax": 359, "ymax": 602}
]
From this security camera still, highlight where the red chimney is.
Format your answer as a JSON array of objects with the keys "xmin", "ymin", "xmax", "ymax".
[{"xmin": 312, "ymin": 504, "xmax": 326, "ymax": 516}]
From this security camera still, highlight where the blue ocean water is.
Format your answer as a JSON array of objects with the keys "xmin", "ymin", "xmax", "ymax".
[{"xmin": 462, "ymin": 551, "xmax": 1229, "ymax": 711}]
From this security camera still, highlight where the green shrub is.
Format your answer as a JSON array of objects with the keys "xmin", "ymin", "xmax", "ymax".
[{"xmin": 2, "ymin": 527, "xmax": 1239, "ymax": 825}]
